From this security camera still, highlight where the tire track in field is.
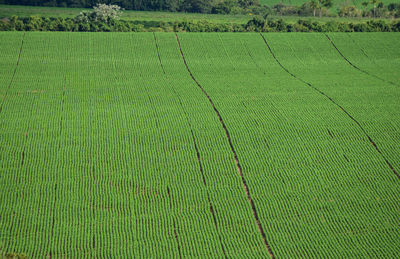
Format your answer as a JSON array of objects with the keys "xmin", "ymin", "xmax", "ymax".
[
  {"xmin": 241, "ymin": 40, "xmax": 266, "ymax": 75},
  {"xmin": 153, "ymin": 33, "xmax": 227, "ymax": 258},
  {"xmin": 260, "ymin": 33, "xmax": 400, "ymax": 180},
  {"xmin": 346, "ymin": 34, "xmax": 370, "ymax": 59},
  {"xmin": 0, "ymin": 32, "xmax": 25, "ymax": 114},
  {"xmin": 325, "ymin": 34, "xmax": 399, "ymax": 88},
  {"xmin": 175, "ymin": 33, "xmax": 275, "ymax": 258},
  {"xmin": 153, "ymin": 33, "xmax": 166, "ymax": 74}
]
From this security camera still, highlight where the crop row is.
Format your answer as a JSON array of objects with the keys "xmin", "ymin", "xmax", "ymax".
[{"xmin": 0, "ymin": 32, "xmax": 399, "ymax": 258}]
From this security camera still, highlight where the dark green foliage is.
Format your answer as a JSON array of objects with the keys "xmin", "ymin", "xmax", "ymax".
[
  {"xmin": 244, "ymin": 16, "xmax": 400, "ymax": 32},
  {"xmin": 2, "ymin": 14, "xmax": 400, "ymax": 32},
  {"xmin": 212, "ymin": 0, "xmax": 236, "ymax": 14},
  {"xmin": 3, "ymin": 1, "xmax": 400, "ymax": 17},
  {"xmin": 2, "ymin": 0, "xmax": 247, "ymax": 13}
]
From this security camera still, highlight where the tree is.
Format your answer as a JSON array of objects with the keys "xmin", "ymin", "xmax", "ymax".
[
  {"xmin": 369, "ymin": 0, "xmax": 382, "ymax": 18},
  {"xmin": 93, "ymin": 3, "xmax": 123, "ymax": 22},
  {"xmin": 362, "ymin": 1, "xmax": 369, "ymax": 12},
  {"xmin": 319, "ymin": 0, "xmax": 332, "ymax": 17},
  {"xmin": 238, "ymin": 0, "xmax": 260, "ymax": 9},
  {"xmin": 182, "ymin": 0, "xmax": 214, "ymax": 13},
  {"xmin": 310, "ymin": 0, "xmax": 319, "ymax": 16},
  {"xmin": 339, "ymin": 4, "xmax": 361, "ymax": 17},
  {"xmin": 212, "ymin": 0, "xmax": 236, "ymax": 14},
  {"xmin": 75, "ymin": 3, "xmax": 123, "ymax": 24}
]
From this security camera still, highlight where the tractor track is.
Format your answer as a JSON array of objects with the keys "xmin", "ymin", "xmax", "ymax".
[
  {"xmin": 325, "ymin": 34, "xmax": 399, "ymax": 88},
  {"xmin": 346, "ymin": 34, "xmax": 370, "ymax": 59},
  {"xmin": 175, "ymin": 33, "xmax": 275, "ymax": 258},
  {"xmin": 153, "ymin": 33, "xmax": 166, "ymax": 74},
  {"xmin": 0, "ymin": 32, "xmax": 25, "ymax": 114},
  {"xmin": 260, "ymin": 33, "xmax": 400, "ymax": 180},
  {"xmin": 241, "ymin": 40, "xmax": 265, "ymax": 75},
  {"xmin": 153, "ymin": 33, "xmax": 227, "ymax": 258}
]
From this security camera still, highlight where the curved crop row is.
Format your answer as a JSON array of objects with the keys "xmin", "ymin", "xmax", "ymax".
[{"xmin": 1, "ymin": 32, "xmax": 399, "ymax": 258}]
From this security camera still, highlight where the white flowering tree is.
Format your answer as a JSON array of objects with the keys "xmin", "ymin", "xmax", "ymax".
[
  {"xmin": 75, "ymin": 3, "xmax": 123, "ymax": 24},
  {"xmin": 93, "ymin": 4, "xmax": 123, "ymax": 22}
]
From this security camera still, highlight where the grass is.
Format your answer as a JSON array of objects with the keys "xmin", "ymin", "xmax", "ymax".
[
  {"xmin": 0, "ymin": 4, "xmax": 253, "ymax": 23},
  {"xmin": 259, "ymin": 0, "xmax": 398, "ymax": 10},
  {"xmin": 1, "ymin": 4, "xmax": 398, "ymax": 24},
  {"xmin": 1, "ymin": 31, "xmax": 400, "ymax": 257}
]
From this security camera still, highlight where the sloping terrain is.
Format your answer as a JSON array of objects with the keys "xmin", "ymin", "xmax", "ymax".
[{"xmin": 0, "ymin": 32, "xmax": 399, "ymax": 258}]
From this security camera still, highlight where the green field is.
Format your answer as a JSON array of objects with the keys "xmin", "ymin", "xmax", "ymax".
[{"xmin": 1, "ymin": 32, "xmax": 400, "ymax": 257}]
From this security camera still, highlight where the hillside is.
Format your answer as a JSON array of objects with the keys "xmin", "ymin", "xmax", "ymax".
[{"xmin": 1, "ymin": 32, "xmax": 400, "ymax": 257}]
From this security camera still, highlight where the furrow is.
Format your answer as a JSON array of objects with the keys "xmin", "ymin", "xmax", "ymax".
[
  {"xmin": 153, "ymin": 32, "xmax": 166, "ymax": 74},
  {"xmin": 21, "ymin": 151, "xmax": 25, "ymax": 166},
  {"xmin": 175, "ymin": 32, "xmax": 275, "ymax": 258},
  {"xmin": 325, "ymin": 34, "xmax": 399, "ymax": 88},
  {"xmin": 0, "ymin": 32, "xmax": 25, "ymax": 114},
  {"xmin": 241, "ymin": 40, "xmax": 265, "ymax": 74},
  {"xmin": 20, "ymin": 132, "xmax": 28, "ymax": 168},
  {"xmin": 153, "ymin": 34, "xmax": 227, "ymax": 258},
  {"xmin": 260, "ymin": 33, "xmax": 400, "ymax": 180},
  {"xmin": 346, "ymin": 34, "xmax": 370, "ymax": 59}
]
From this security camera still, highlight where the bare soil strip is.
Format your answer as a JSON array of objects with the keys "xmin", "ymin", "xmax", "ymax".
[
  {"xmin": 346, "ymin": 34, "xmax": 370, "ymax": 59},
  {"xmin": 167, "ymin": 186, "xmax": 183, "ymax": 259},
  {"xmin": 153, "ymin": 33, "xmax": 166, "ymax": 74},
  {"xmin": 170, "ymin": 83, "xmax": 228, "ymax": 258},
  {"xmin": 260, "ymin": 33, "xmax": 400, "ymax": 180},
  {"xmin": 153, "ymin": 34, "xmax": 227, "ymax": 258},
  {"xmin": 325, "ymin": 34, "xmax": 399, "ymax": 88},
  {"xmin": 241, "ymin": 40, "xmax": 266, "ymax": 75},
  {"xmin": 0, "ymin": 32, "xmax": 25, "ymax": 114},
  {"xmin": 21, "ymin": 150, "xmax": 25, "ymax": 166},
  {"xmin": 175, "ymin": 33, "xmax": 275, "ymax": 258}
]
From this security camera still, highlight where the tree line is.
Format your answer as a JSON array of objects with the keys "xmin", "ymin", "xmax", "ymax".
[
  {"xmin": 265, "ymin": 0, "xmax": 400, "ymax": 18},
  {"xmin": 2, "ymin": 15, "xmax": 400, "ymax": 32},
  {"xmin": 3, "ymin": 0, "xmax": 400, "ymax": 18},
  {"xmin": 1, "ymin": 2, "xmax": 400, "ymax": 31},
  {"xmin": 2, "ymin": 0, "xmax": 265, "ymax": 14}
]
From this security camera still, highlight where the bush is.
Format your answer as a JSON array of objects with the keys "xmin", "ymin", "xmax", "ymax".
[
  {"xmin": 1, "ymin": 13, "xmax": 398, "ymax": 33},
  {"xmin": 339, "ymin": 5, "xmax": 362, "ymax": 17}
]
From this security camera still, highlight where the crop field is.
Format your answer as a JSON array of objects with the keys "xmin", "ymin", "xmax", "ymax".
[{"xmin": 1, "ymin": 32, "xmax": 400, "ymax": 258}]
